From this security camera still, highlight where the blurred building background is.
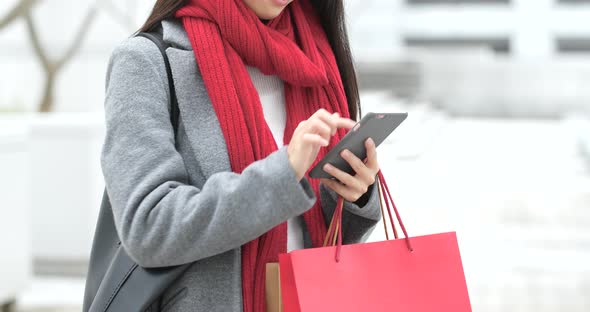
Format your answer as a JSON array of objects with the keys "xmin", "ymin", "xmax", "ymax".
[{"xmin": 1, "ymin": 0, "xmax": 590, "ymax": 311}]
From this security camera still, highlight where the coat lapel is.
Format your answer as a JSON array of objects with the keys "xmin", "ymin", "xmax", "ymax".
[{"xmin": 162, "ymin": 19, "xmax": 232, "ymax": 178}]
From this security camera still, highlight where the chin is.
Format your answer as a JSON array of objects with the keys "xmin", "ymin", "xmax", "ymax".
[
  {"xmin": 257, "ymin": 9, "xmax": 284, "ymax": 20},
  {"xmin": 245, "ymin": 0, "xmax": 291, "ymax": 20}
]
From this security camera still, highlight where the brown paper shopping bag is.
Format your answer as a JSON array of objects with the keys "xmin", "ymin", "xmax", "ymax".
[{"xmin": 266, "ymin": 263, "xmax": 282, "ymax": 312}]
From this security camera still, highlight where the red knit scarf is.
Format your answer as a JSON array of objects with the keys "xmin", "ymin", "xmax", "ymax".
[{"xmin": 176, "ymin": 1, "xmax": 350, "ymax": 310}]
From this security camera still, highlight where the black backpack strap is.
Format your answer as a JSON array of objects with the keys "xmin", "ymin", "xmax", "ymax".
[{"xmin": 136, "ymin": 31, "xmax": 180, "ymax": 136}]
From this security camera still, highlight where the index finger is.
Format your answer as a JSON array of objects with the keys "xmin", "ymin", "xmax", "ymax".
[
  {"xmin": 314, "ymin": 111, "xmax": 356, "ymax": 134},
  {"xmin": 335, "ymin": 116, "xmax": 357, "ymax": 130},
  {"xmin": 315, "ymin": 112, "xmax": 339, "ymax": 135}
]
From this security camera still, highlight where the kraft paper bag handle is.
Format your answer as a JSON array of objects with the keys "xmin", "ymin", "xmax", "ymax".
[
  {"xmin": 323, "ymin": 196, "xmax": 344, "ymax": 247},
  {"xmin": 323, "ymin": 169, "xmax": 414, "ymax": 262}
]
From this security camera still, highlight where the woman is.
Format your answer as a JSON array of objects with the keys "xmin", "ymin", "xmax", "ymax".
[{"xmin": 101, "ymin": 0, "xmax": 383, "ymax": 310}]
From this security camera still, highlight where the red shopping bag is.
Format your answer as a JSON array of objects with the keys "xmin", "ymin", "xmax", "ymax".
[{"xmin": 278, "ymin": 171, "xmax": 472, "ymax": 312}]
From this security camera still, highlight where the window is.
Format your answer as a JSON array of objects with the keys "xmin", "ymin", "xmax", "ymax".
[
  {"xmin": 556, "ymin": 38, "xmax": 590, "ymax": 53},
  {"xmin": 558, "ymin": 0, "xmax": 590, "ymax": 3},
  {"xmin": 404, "ymin": 37, "xmax": 511, "ymax": 54}
]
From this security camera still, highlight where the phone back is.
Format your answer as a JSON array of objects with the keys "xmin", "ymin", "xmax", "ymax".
[{"xmin": 309, "ymin": 112, "xmax": 407, "ymax": 179}]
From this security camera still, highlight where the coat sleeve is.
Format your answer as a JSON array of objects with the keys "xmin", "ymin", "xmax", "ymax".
[
  {"xmin": 101, "ymin": 37, "xmax": 316, "ymax": 268},
  {"xmin": 319, "ymin": 177, "xmax": 382, "ymax": 245}
]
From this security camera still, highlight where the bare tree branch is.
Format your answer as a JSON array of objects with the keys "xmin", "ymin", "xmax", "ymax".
[
  {"xmin": 0, "ymin": 0, "xmax": 38, "ymax": 30},
  {"xmin": 23, "ymin": 10, "xmax": 51, "ymax": 71},
  {"xmin": 19, "ymin": 0, "xmax": 135, "ymax": 111},
  {"xmin": 24, "ymin": 2, "xmax": 100, "ymax": 112}
]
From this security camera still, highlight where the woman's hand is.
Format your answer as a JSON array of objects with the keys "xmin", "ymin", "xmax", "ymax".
[
  {"xmin": 320, "ymin": 138, "xmax": 380, "ymax": 202},
  {"xmin": 288, "ymin": 109, "xmax": 356, "ymax": 181}
]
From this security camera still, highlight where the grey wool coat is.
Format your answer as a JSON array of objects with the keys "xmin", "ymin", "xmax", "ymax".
[{"xmin": 100, "ymin": 18, "xmax": 382, "ymax": 312}]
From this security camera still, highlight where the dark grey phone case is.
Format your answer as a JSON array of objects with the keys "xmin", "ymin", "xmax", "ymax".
[{"xmin": 309, "ymin": 112, "xmax": 408, "ymax": 179}]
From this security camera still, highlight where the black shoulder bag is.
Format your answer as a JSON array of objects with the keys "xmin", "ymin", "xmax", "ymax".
[{"xmin": 83, "ymin": 31, "xmax": 191, "ymax": 312}]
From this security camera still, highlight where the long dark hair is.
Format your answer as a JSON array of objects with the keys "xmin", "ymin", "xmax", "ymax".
[{"xmin": 139, "ymin": 0, "xmax": 361, "ymax": 120}]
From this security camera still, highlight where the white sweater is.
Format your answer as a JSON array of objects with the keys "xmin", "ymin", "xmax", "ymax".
[{"xmin": 246, "ymin": 65, "xmax": 305, "ymax": 252}]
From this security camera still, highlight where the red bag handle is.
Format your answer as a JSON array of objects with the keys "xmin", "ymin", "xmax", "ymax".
[
  {"xmin": 377, "ymin": 170, "xmax": 413, "ymax": 251},
  {"xmin": 377, "ymin": 173, "xmax": 397, "ymax": 240},
  {"xmin": 324, "ymin": 170, "xmax": 413, "ymax": 262}
]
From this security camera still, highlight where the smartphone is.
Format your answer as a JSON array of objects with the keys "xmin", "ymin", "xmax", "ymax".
[{"xmin": 309, "ymin": 112, "xmax": 407, "ymax": 179}]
